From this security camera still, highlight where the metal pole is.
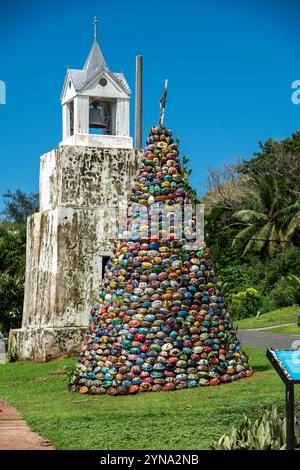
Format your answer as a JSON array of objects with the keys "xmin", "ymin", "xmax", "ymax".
[
  {"xmin": 135, "ymin": 55, "xmax": 143, "ymax": 149},
  {"xmin": 286, "ymin": 383, "xmax": 296, "ymax": 450}
]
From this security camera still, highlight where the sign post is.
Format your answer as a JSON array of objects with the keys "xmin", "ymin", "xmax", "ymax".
[
  {"xmin": 267, "ymin": 348, "xmax": 300, "ymax": 450},
  {"xmin": 286, "ymin": 382, "xmax": 295, "ymax": 450}
]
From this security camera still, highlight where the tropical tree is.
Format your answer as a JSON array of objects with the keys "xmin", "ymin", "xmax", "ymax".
[
  {"xmin": 237, "ymin": 131, "xmax": 300, "ymax": 191},
  {"xmin": 1, "ymin": 189, "xmax": 39, "ymax": 225},
  {"xmin": 0, "ymin": 190, "xmax": 38, "ymax": 333},
  {"xmin": 0, "ymin": 222, "xmax": 26, "ymax": 333},
  {"xmin": 284, "ymin": 197, "xmax": 300, "ymax": 242},
  {"xmin": 232, "ymin": 173, "xmax": 286, "ymax": 257},
  {"xmin": 287, "ymin": 274, "xmax": 300, "ymax": 287}
]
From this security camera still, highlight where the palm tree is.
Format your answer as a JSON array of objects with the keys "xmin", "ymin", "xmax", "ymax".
[
  {"xmin": 284, "ymin": 197, "xmax": 300, "ymax": 241},
  {"xmin": 232, "ymin": 174, "xmax": 285, "ymax": 257},
  {"xmin": 287, "ymin": 274, "xmax": 300, "ymax": 287}
]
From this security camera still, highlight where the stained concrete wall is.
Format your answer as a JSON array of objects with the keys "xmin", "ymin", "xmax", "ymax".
[
  {"xmin": 22, "ymin": 207, "xmax": 113, "ymax": 329},
  {"xmin": 40, "ymin": 145, "xmax": 140, "ymax": 211},
  {"xmin": 10, "ymin": 145, "xmax": 143, "ymax": 361}
]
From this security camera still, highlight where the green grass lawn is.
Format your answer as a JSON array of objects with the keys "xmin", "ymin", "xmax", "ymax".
[
  {"xmin": 235, "ymin": 306, "xmax": 300, "ymax": 329},
  {"xmin": 0, "ymin": 347, "xmax": 299, "ymax": 450}
]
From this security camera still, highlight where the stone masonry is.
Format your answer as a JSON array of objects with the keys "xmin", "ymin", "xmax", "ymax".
[{"xmin": 9, "ymin": 145, "xmax": 143, "ymax": 361}]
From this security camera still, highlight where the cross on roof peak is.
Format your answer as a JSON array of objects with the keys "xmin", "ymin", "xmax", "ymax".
[{"xmin": 93, "ymin": 16, "xmax": 98, "ymax": 41}]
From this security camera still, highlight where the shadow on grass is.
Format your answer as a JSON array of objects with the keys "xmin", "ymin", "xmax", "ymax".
[{"xmin": 253, "ymin": 364, "xmax": 271, "ymax": 372}]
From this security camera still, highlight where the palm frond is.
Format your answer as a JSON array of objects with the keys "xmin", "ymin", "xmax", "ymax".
[
  {"xmin": 267, "ymin": 224, "xmax": 280, "ymax": 257},
  {"xmin": 285, "ymin": 211, "xmax": 300, "ymax": 240},
  {"xmin": 258, "ymin": 173, "xmax": 276, "ymax": 213},
  {"xmin": 288, "ymin": 274, "xmax": 300, "ymax": 286},
  {"xmin": 232, "ymin": 225, "xmax": 256, "ymax": 247},
  {"xmin": 233, "ymin": 209, "xmax": 268, "ymax": 224},
  {"xmin": 242, "ymin": 238, "xmax": 255, "ymax": 257},
  {"xmin": 254, "ymin": 222, "xmax": 272, "ymax": 250}
]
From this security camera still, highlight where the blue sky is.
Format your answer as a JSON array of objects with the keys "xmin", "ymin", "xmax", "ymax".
[{"xmin": 0, "ymin": 0, "xmax": 299, "ymax": 203}]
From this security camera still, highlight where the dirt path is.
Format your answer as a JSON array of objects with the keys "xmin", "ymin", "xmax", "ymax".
[{"xmin": 0, "ymin": 400, "xmax": 54, "ymax": 450}]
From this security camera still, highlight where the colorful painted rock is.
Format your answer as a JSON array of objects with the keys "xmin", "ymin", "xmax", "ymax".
[{"xmin": 71, "ymin": 125, "xmax": 253, "ymax": 396}]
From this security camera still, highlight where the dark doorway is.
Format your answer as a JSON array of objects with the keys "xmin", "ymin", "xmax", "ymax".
[{"xmin": 102, "ymin": 256, "xmax": 110, "ymax": 279}]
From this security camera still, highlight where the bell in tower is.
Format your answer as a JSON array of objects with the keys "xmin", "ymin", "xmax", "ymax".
[
  {"xmin": 89, "ymin": 100, "xmax": 112, "ymax": 134},
  {"xmin": 89, "ymin": 101, "xmax": 106, "ymax": 129},
  {"xmin": 89, "ymin": 101, "xmax": 107, "ymax": 129}
]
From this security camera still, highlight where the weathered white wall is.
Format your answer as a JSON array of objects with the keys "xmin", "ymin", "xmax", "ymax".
[
  {"xmin": 116, "ymin": 98, "xmax": 130, "ymax": 136},
  {"xmin": 22, "ymin": 207, "xmax": 112, "ymax": 329},
  {"xmin": 76, "ymin": 72, "xmax": 129, "ymax": 101},
  {"xmin": 62, "ymin": 104, "xmax": 70, "ymax": 141},
  {"xmin": 61, "ymin": 75, "xmax": 77, "ymax": 105},
  {"xmin": 74, "ymin": 95, "xmax": 89, "ymax": 135},
  {"xmin": 40, "ymin": 145, "xmax": 139, "ymax": 211},
  {"xmin": 59, "ymin": 134, "xmax": 133, "ymax": 149},
  {"xmin": 10, "ymin": 145, "xmax": 143, "ymax": 361}
]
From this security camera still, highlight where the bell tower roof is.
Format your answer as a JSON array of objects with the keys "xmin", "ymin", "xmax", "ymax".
[
  {"xmin": 60, "ymin": 17, "xmax": 132, "ymax": 150},
  {"xmin": 61, "ymin": 40, "xmax": 131, "ymax": 98},
  {"xmin": 83, "ymin": 40, "xmax": 107, "ymax": 82}
]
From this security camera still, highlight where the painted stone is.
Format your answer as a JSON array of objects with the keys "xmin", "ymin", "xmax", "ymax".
[{"xmin": 72, "ymin": 125, "xmax": 253, "ymax": 395}]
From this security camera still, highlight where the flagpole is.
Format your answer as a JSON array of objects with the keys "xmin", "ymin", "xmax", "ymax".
[{"xmin": 135, "ymin": 56, "xmax": 143, "ymax": 149}]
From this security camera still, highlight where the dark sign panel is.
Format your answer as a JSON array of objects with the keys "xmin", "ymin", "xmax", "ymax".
[{"xmin": 267, "ymin": 348, "xmax": 300, "ymax": 384}]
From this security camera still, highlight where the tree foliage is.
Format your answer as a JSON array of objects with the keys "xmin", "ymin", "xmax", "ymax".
[
  {"xmin": 1, "ymin": 189, "xmax": 39, "ymax": 225},
  {"xmin": 0, "ymin": 190, "xmax": 38, "ymax": 334},
  {"xmin": 0, "ymin": 222, "xmax": 26, "ymax": 333},
  {"xmin": 232, "ymin": 173, "xmax": 288, "ymax": 257},
  {"xmin": 204, "ymin": 130, "xmax": 300, "ymax": 319},
  {"xmin": 237, "ymin": 131, "xmax": 300, "ymax": 191}
]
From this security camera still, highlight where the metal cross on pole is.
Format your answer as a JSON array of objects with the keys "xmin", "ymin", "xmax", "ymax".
[{"xmin": 159, "ymin": 79, "xmax": 168, "ymax": 127}]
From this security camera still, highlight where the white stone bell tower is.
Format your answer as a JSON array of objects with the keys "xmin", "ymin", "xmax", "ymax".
[
  {"xmin": 60, "ymin": 21, "xmax": 132, "ymax": 149},
  {"xmin": 9, "ymin": 20, "xmax": 143, "ymax": 361}
]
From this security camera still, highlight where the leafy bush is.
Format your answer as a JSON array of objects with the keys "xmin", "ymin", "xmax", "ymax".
[
  {"xmin": 6, "ymin": 346, "xmax": 18, "ymax": 363},
  {"xmin": 0, "ymin": 273, "xmax": 24, "ymax": 333},
  {"xmin": 265, "ymin": 277, "xmax": 300, "ymax": 310},
  {"xmin": 65, "ymin": 364, "xmax": 79, "ymax": 389},
  {"xmin": 229, "ymin": 288, "xmax": 261, "ymax": 320},
  {"xmin": 259, "ymin": 296, "xmax": 278, "ymax": 314},
  {"xmin": 0, "ymin": 224, "xmax": 26, "ymax": 334},
  {"xmin": 212, "ymin": 406, "xmax": 300, "ymax": 450},
  {"xmin": 220, "ymin": 262, "xmax": 264, "ymax": 298}
]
